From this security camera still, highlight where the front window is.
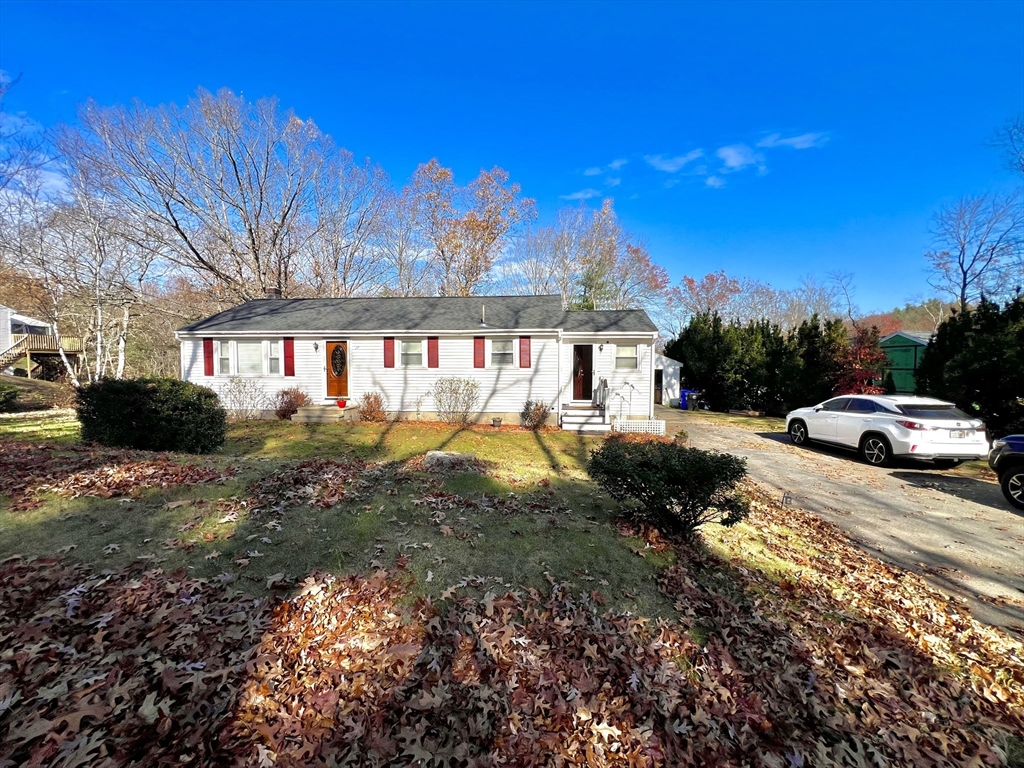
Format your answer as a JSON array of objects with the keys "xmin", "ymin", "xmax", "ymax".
[
  {"xmin": 236, "ymin": 341, "xmax": 263, "ymax": 375},
  {"xmin": 217, "ymin": 341, "xmax": 231, "ymax": 375},
  {"xmin": 615, "ymin": 344, "xmax": 638, "ymax": 369},
  {"xmin": 401, "ymin": 340, "xmax": 422, "ymax": 367},
  {"xmin": 268, "ymin": 340, "xmax": 281, "ymax": 374},
  {"xmin": 491, "ymin": 339, "xmax": 514, "ymax": 366}
]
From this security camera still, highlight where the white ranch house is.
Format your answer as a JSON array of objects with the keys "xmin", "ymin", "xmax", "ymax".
[{"xmin": 176, "ymin": 295, "xmax": 660, "ymax": 432}]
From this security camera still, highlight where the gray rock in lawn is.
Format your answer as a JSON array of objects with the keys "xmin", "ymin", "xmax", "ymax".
[{"xmin": 424, "ymin": 450, "xmax": 477, "ymax": 471}]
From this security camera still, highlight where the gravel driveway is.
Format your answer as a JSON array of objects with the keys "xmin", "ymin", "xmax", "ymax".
[{"xmin": 657, "ymin": 406, "xmax": 1024, "ymax": 633}]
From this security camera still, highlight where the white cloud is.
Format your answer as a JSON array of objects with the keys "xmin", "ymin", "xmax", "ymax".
[
  {"xmin": 644, "ymin": 150, "xmax": 704, "ymax": 173},
  {"xmin": 705, "ymin": 176, "xmax": 726, "ymax": 188},
  {"xmin": 608, "ymin": 158, "xmax": 628, "ymax": 170},
  {"xmin": 559, "ymin": 188, "xmax": 602, "ymax": 201},
  {"xmin": 664, "ymin": 179, "xmax": 680, "ymax": 188},
  {"xmin": 583, "ymin": 167, "xmax": 603, "ymax": 176},
  {"xmin": 757, "ymin": 132, "xmax": 828, "ymax": 149},
  {"xmin": 716, "ymin": 144, "xmax": 762, "ymax": 172},
  {"xmin": 605, "ymin": 177, "xmax": 621, "ymax": 187}
]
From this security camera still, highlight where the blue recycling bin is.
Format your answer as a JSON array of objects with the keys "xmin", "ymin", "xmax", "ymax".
[{"xmin": 680, "ymin": 389, "xmax": 693, "ymax": 410}]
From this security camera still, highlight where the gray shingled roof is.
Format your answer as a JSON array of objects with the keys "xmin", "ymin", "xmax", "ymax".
[
  {"xmin": 882, "ymin": 330, "xmax": 934, "ymax": 345},
  {"xmin": 559, "ymin": 310, "xmax": 659, "ymax": 334},
  {"xmin": 178, "ymin": 296, "xmax": 657, "ymax": 335}
]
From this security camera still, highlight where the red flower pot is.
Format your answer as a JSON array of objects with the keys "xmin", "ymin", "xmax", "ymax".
[{"xmin": 337, "ymin": 400, "xmax": 347, "ymax": 408}]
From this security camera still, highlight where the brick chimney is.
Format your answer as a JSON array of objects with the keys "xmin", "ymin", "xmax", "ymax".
[{"xmin": 265, "ymin": 287, "xmax": 282, "ymax": 299}]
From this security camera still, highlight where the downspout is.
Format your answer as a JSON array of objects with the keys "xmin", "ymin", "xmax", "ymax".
[
  {"xmin": 649, "ymin": 335, "xmax": 656, "ymax": 419},
  {"xmin": 555, "ymin": 330, "xmax": 562, "ymax": 426}
]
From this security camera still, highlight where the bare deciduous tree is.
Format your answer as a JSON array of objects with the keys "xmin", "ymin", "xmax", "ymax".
[
  {"xmin": 991, "ymin": 114, "xmax": 1024, "ymax": 177},
  {"xmin": 0, "ymin": 73, "xmax": 51, "ymax": 203},
  {"xmin": 926, "ymin": 192, "xmax": 1023, "ymax": 311},
  {"xmin": 60, "ymin": 88, "xmax": 337, "ymax": 301},
  {"xmin": 374, "ymin": 189, "xmax": 435, "ymax": 297},
  {"xmin": 297, "ymin": 151, "xmax": 391, "ymax": 297},
  {"xmin": 410, "ymin": 159, "xmax": 535, "ymax": 296}
]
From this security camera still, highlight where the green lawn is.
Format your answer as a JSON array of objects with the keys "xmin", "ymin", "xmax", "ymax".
[
  {"xmin": 2, "ymin": 411, "xmax": 1021, "ymax": 766},
  {"xmin": 0, "ymin": 414, "xmax": 676, "ymax": 617}
]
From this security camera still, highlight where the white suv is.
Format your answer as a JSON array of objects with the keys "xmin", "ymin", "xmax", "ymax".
[{"xmin": 785, "ymin": 395, "xmax": 989, "ymax": 467}]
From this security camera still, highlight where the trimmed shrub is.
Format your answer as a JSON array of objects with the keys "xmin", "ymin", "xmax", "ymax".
[
  {"xmin": 77, "ymin": 378, "xmax": 226, "ymax": 454},
  {"xmin": 588, "ymin": 439, "xmax": 749, "ymax": 540},
  {"xmin": 432, "ymin": 377, "xmax": 480, "ymax": 425},
  {"xmin": 273, "ymin": 387, "xmax": 311, "ymax": 420},
  {"xmin": 519, "ymin": 400, "xmax": 552, "ymax": 430},
  {"xmin": 0, "ymin": 383, "xmax": 18, "ymax": 413},
  {"xmin": 359, "ymin": 391, "xmax": 389, "ymax": 423}
]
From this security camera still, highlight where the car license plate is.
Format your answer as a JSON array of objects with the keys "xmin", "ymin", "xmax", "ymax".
[{"xmin": 950, "ymin": 430, "xmax": 968, "ymax": 439}]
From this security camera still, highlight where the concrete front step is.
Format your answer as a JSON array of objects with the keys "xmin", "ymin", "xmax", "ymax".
[
  {"xmin": 291, "ymin": 405, "xmax": 359, "ymax": 424},
  {"xmin": 561, "ymin": 409, "xmax": 610, "ymax": 433},
  {"xmin": 561, "ymin": 414, "xmax": 608, "ymax": 426},
  {"xmin": 562, "ymin": 421, "xmax": 611, "ymax": 434}
]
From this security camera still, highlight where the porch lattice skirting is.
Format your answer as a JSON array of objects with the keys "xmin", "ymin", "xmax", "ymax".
[{"xmin": 612, "ymin": 419, "xmax": 666, "ymax": 436}]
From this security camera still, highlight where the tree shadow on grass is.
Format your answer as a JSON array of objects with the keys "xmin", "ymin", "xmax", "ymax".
[
  {"xmin": 4, "ymin": 436, "xmax": 1024, "ymax": 766},
  {"xmin": 5, "ymin": 505, "xmax": 1022, "ymax": 766}
]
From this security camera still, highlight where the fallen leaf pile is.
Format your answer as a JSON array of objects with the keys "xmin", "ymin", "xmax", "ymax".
[
  {"xmin": 0, "ymin": 557, "xmax": 270, "ymax": 767},
  {"xmin": 3, "ymin": 447, "xmax": 1023, "ymax": 767},
  {"xmin": 243, "ymin": 457, "xmax": 369, "ymax": 512},
  {"xmin": 0, "ymin": 441, "xmax": 233, "ymax": 511},
  {"xmin": 3, "ymin": 547, "xmax": 1022, "ymax": 766}
]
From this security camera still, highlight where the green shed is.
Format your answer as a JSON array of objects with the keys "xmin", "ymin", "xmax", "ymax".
[{"xmin": 880, "ymin": 331, "xmax": 933, "ymax": 393}]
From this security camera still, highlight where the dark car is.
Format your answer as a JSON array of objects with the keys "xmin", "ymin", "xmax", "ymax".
[{"xmin": 989, "ymin": 435, "xmax": 1024, "ymax": 511}]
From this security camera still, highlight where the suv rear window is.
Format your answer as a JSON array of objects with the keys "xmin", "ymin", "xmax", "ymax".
[{"xmin": 895, "ymin": 404, "xmax": 974, "ymax": 420}]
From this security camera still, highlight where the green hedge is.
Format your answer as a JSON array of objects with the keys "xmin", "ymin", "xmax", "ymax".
[{"xmin": 77, "ymin": 378, "xmax": 226, "ymax": 453}]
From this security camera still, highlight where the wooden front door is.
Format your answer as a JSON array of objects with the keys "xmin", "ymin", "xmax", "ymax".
[
  {"xmin": 326, "ymin": 341, "xmax": 349, "ymax": 398},
  {"xmin": 654, "ymin": 369, "xmax": 663, "ymax": 405},
  {"xmin": 572, "ymin": 344, "xmax": 593, "ymax": 401}
]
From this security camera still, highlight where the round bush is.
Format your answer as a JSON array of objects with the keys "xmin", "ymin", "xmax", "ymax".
[
  {"xmin": 77, "ymin": 378, "xmax": 226, "ymax": 454},
  {"xmin": 588, "ymin": 437, "xmax": 749, "ymax": 540}
]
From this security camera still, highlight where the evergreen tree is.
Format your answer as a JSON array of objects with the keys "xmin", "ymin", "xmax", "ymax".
[{"xmin": 916, "ymin": 297, "xmax": 1024, "ymax": 436}]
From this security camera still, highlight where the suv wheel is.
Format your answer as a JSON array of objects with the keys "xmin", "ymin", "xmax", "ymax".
[
  {"xmin": 861, "ymin": 434, "xmax": 892, "ymax": 467},
  {"xmin": 789, "ymin": 420, "xmax": 808, "ymax": 446},
  {"xmin": 1000, "ymin": 464, "xmax": 1024, "ymax": 511}
]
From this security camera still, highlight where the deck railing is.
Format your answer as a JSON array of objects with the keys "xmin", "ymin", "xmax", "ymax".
[{"xmin": 21, "ymin": 334, "xmax": 85, "ymax": 353}]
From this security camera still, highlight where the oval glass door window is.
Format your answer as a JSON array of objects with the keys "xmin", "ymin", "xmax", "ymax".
[{"xmin": 330, "ymin": 345, "xmax": 347, "ymax": 377}]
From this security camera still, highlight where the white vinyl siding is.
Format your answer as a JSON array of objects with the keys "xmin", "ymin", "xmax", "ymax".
[
  {"xmin": 348, "ymin": 334, "xmax": 559, "ymax": 414},
  {"xmin": 180, "ymin": 332, "xmax": 652, "ymax": 418},
  {"xmin": 558, "ymin": 337, "xmax": 654, "ymax": 418}
]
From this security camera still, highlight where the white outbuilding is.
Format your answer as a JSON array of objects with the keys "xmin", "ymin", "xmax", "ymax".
[{"xmin": 655, "ymin": 353, "xmax": 683, "ymax": 407}]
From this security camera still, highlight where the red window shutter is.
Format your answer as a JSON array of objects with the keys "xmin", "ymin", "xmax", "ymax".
[
  {"xmin": 283, "ymin": 337, "xmax": 295, "ymax": 377},
  {"xmin": 519, "ymin": 336, "xmax": 531, "ymax": 368},
  {"xmin": 384, "ymin": 337, "xmax": 395, "ymax": 368},
  {"xmin": 473, "ymin": 337, "xmax": 485, "ymax": 368},
  {"xmin": 428, "ymin": 337, "xmax": 439, "ymax": 368},
  {"xmin": 202, "ymin": 338, "xmax": 214, "ymax": 376}
]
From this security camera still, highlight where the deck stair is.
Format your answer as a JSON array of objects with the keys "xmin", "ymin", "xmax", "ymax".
[
  {"xmin": 560, "ymin": 404, "xmax": 609, "ymax": 434},
  {"xmin": 290, "ymin": 405, "xmax": 360, "ymax": 424},
  {"xmin": 0, "ymin": 336, "xmax": 29, "ymax": 370}
]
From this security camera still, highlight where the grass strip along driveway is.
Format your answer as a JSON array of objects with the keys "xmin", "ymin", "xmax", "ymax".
[{"xmin": 1, "ymin": 414, "xmax": 1022, "ymax": 767}]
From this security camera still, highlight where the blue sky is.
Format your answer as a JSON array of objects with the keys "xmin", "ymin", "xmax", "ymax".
[{"xmin": 1, "ymin": 0, "xmax": 1022, "ymax": 313}]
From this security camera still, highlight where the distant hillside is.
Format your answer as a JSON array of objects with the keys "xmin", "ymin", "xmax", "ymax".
[{"xmin": 0, "ymin": 375, "xmax": 71, "ymax": 411}]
